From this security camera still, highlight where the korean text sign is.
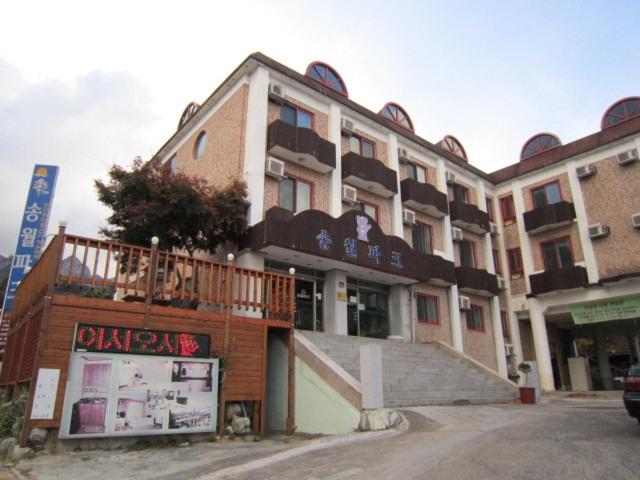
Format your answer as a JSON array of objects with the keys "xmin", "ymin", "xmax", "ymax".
[{"xmin": 3, "ymin": 165, "xmax": 59, "ymax": 311}]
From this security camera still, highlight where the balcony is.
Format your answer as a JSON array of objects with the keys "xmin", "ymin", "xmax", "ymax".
[
  {"xmin": 523, "ymin": 201, "xmax": 576, "ymax": 235},
  {"xmin": 267, "ymin": 120, "xmax": 336, "ymax": 173},
  {"xmin": 341, "ymin": 152, "xmax": 398, "ymax": 198},
  {"xmin": 449, "ymin": 201, "xmax": 490, "ymax": 234},
  {"xmin": 400, "ymin": 178, "xmax": 449, "ymax": 218},
  {"xmin": 529, "ymin": 266, "xmax": 588, "ymax": 296},
  {"xmin": 455, "ymin": 267, "xmax": 499, "ymax": 297}
]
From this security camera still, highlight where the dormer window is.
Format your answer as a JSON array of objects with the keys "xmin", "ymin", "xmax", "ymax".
[
  {"xmin": 520, "ymin": 133, "xmax": 561, "ymax": 161},
  {"xmin": 305, "ymin": 62, "xmax": 349, "ymax": 96},
  {"xmin": 601, "ymin": 97, "xmax": 640, "ymax": 129},
  {"xmin": 379, "ymin": 102, "xmax": 414, "ymax": 132}
]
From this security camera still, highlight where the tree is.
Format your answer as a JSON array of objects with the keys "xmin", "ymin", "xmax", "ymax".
[{"xmin": 95, "ymin": 158, "xmax": 249, "ymax": 256}]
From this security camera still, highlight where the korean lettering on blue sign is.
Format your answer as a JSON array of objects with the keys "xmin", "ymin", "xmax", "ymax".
[{"xmin": 2, "ymin": 165, "xmax": 59, "ymax": 312}]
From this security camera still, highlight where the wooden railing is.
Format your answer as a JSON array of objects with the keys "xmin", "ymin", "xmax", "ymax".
[
  {"xmin": 53, "ymin": 232, "xmax": 295, "ymax": 321},
  {"xmin": 9, "ymin": 231, "xmax": 64, "ymax": 324}
]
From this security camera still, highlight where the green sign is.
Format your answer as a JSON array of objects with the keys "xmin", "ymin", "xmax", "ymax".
[{"xmin": 571, "ymin": 296, "xmax": 640, "ymax": 325}]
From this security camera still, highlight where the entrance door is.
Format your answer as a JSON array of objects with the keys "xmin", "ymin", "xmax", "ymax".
[
  {"xmin": 294, "ymin": 279, "xmax": 315, "ymax": 331},
  {"xmin": 346, "ymin": 282, "xmax": 390, "ymax": 339}
]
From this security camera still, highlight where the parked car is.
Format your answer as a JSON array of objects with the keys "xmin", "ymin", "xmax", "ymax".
[{"xmin": 623, "ymin": 365, "xmax": 640, "ymax": 424}]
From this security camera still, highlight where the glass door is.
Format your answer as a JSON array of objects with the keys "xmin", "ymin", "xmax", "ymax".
[
  {"xmin": 294, "ymin": 279, "xmax": 315, "ymax": 331},
  {"xmin": 346, "ymin": 280, "xmax": 390, "ymax": 339}
]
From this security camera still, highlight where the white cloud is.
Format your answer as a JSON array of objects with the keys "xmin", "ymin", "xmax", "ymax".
[{"xmin": 0, "ymin": 59, "xmax": 158, "ymax": 255}]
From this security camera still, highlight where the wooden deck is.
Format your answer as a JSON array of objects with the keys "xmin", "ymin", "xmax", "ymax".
[{"xmin": 0, "ymin": 226, "xmax": 296, "ymax": 444}]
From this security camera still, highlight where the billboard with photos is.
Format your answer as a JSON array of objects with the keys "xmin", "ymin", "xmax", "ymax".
[{"xmin": 59, "ymin": 352, "xmax": 219, "ymax": 438}]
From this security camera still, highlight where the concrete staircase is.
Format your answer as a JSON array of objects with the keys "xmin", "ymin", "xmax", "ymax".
[{"xmin": 301, "ymin": 331, "xmax": 518, "ymax": 407}]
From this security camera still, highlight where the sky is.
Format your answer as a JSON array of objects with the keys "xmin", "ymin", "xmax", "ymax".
[{"xmin": 1, "ymin": 0, "xmax": 639, "ymax": 256}]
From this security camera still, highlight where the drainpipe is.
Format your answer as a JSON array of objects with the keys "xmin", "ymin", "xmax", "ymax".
[{"xmin": 410, "ymin": 285, "xmax": 416, "ymax": 343}]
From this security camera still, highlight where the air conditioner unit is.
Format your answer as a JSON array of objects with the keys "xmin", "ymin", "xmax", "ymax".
[
  {"xmin": 504, "ymin": 343, "xmax": 514, "ymax": 357},
  {"xmin": 398, "ymin": 147, "xmax": 410, "ymax": 164},
  {"xmin": 632, "ymin": 213, "xmax": 640, "ymax": 228},
  {"xmin": 458, "ymin": 295, "xmax": 471, "ymax": 311},
  {"xmin": 451, "ymin": 227, "xmax": 463, "ymax": 242},
  {"xmin": 490, "ymin": 222, "xmax": 499, "ymax": 236},
  {"xmin": 497, "ymin": 275, "xmax": 507, "ymax": 291},
  {"xmin": 576, "ymin": 164, "xmax": 597, "ymax": 179},
  {"xmin": 341, "ymin": 118, "xmax": 355, "ymax": 136},
  {"xmin": 588, "ymin": 223, "xmax": 610, "ymax": 239},
  {"xmin": 402, "ymin": 209, "xmax": 416, "ymax": 225},
  {"xmin": 617, "ymin": 148, "xmax": 639, "ymax": 166},
  {"xmin": 265, "ymin": 157, "xmax": 285, "ymax": 178},
  {"xmin": 268, "ymin": 83, "xmax": 284, "ymax": 102},
  {"xmin": 445, "ymin": 171, "xmax": 456, "ymax": 185},
  {"xmin": 342, "ymin": 184, "xmax": 358, "ymax": 204}
]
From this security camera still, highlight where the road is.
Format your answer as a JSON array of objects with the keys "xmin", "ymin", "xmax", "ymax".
[
  {"xmin": 213, "ymin": 397, "xmax": 640, "ymax": 480},
  {"xmin": 16, "ymin": 395, "xmax": 640, "ymax": 480}
]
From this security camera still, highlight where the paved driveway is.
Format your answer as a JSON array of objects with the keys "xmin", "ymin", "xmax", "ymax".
[{"xmin": 16, "ymin": 394, "xmax": 640, "ymax": 480}]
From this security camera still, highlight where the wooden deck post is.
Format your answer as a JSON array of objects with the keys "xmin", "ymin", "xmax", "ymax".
[
  {"xmin": 144, "ymin": 237, "xmax": 159, "ymax": 327},
  {"xmin": 19, "ymin": 223, "xmax": 66, "ymax": 447}
]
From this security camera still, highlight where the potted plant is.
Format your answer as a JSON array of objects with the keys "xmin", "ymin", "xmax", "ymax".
[{"xmin": 518, "ymin": 362, "xmax": 536, "ymax": 404}]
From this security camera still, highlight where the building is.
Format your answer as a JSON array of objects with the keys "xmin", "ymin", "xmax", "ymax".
[{"xmin": 152, "ymin": 53, "xmax": 640, "ymax": 393}]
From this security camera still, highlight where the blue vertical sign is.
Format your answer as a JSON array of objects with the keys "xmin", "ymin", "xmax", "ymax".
[{"xmin": 2, "ymin": 165, "xmax": 59, "ymax": 312}]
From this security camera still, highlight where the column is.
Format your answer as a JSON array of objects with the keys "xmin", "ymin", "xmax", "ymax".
[
  {"xmin": 323, "ymin": 269, "xmax": 348, "ymax": 335},
  {"xmin": 566, "ymin": 160, "xmax": 599, "ymax": 282},
  {"xmin": 389, "ymin": 285, "xmax": 410, "ymax": 340},
  {"xmin": 387, "ymin": 132, "xmax": 404, "ymax": 237},
  {"xmin": 628, "ymin": 334, "xmax": 640, "ymax": 361},
  {"xmin": 242, "ymin": 67, "xmax": 270, "ymax": 226},
  {"xmin": 528, "ymin": 298, "xmax": 555, "ymax": 391},
  {"xmin": 328, "ymin": 103, "xmax": 343, "ymax": 218},
  {"xmin": 437, "ymin": 158, "xmax": 463, "ymax": 352},
  {"xmin": 594, "ymin": 329, "xmax": 614, "ymax": 390}
]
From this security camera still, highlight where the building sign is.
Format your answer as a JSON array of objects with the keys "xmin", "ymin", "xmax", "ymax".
[
  {"xmin": 31, "ymin": 368, "xmax": 61, "ymax": 420},
  {"xmin": 570, "ymin": 296, "xmax": 640, "ymax": 325},
  {"xmin": 2, "ymin": 165, "xmax": 59, "ymax": 312},
  {"xmin": 60, "ymin": 352, "xmax": 218, "ymax": 438},
  {"xmin": 74, "ymin": 324, "xmax": 211, "ymax": 359}
]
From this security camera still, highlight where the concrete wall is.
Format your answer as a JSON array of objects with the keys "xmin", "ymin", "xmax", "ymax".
[
  {"xmin": 294, "ymin": 356, "xmax": 361, "ymax": 435},
  {"xmin": 266, "ymin": 333, "xmax": 288, "ymax": 433}
]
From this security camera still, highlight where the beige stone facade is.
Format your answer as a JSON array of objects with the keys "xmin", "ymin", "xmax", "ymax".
[
  {"xmin": 461, "ymin": 295, "xmax": 497, "ymax": 371},
  {"xmin": 414, "ymin": 284, "xmax": 452, "ymax": 345}
]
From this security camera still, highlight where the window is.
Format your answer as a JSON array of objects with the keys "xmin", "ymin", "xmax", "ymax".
[
  {"xmin": 466, "ymin": 305, "xmax": 484, "ymax": 332},
  {"xmin": 193, "ymin": 131, "xmax": 207, "ymax": 160},
  {"xmin": 459, "ymin": 241, "xmax": 475, "ymax": 268},
  {"xmin": 281, "ymin": 103, "xmax": 313, "ymax": 129},
  {"xmin": 417, "ymin": 294, "xmax": 439, "ymax": 324},
  {"xmin": 452, "ymin": 184, "xmax": 469, "ymax": 203},
  {"xmin": 601, "ymin": 97, "xmax": 640, "ymax": 129},
  {"xmin": 507, "ymin": 248, "xmax": 523, "ymax": 277},
  {"xmin": 531, "ymin": 181, "xmax": 561, "ymax": 208},
  {"xmin": 438, "ymin": 135, "xmax": 468, "ymax": 161},
  {"xmin": 486, "ymin": 197, "xmax": 495, "ymax": 221},
  {"xmin": 379, "ymin": 102, "xmax": 414, "ymax": 132},
  {"xmin": 362, "ymin": 202, "xmax": 379, "ymax": 222},
  {"xmin": 520, "ymin": 133, "xmax": 561, "ymax": 160},
  {"xmin": 349, "ymin": 135, "xmax": 375, "ymax": 158},
  {"xmin": 541, "ymin": 237, "xmax": 574, "ymax": 271},
  {"xmin": 406, "ymin": 163, "xmax": 426, "ymax": 183},
  {"xmin": 279, "ymin": 177, "xmax": 312, "ymax": 213},
  {"xmin": 166, "ymin": 154, "xmax": 177, "ymax": 173},
  {"xmin": 500, "ymin": 310, "xmax": 509, "ymax": 338},
  {"xmin": 500, "ymin": 195, "xmax": 516, "ymax": 224},
  {"xmin": 305, "ymin": 62, "xmax": 349, "ymax": 96},
  {"xmin": 493, "ymin": 249, "xmax": 502, "ymax": 275},
  {"xmin": 411, "ymin": 223, "xmax": 433, "ymax": 255}
]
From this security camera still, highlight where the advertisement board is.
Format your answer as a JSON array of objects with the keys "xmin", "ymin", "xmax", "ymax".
[
  {"xmin": 570, "ymin": 296, "xmax": 640, "ymax": 325},
  {"xmin": 59, "ymin": 352, "xmax": 219, "ymax": 438}
]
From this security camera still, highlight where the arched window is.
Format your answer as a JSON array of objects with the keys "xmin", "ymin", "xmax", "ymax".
[
  {"xmin": 438, "ymin": 135, "xmax": 468, "ymax": 161},
  {"xmin": 178, "ymin": 102, "xmax": 200, "ymax": 130},
  {"xmin": 193, "ymin": 131, "xmax": 207, "ymax": 160},
  {"xmin": 601, "ymin": 97, "xmax": 640, "ymax": 129},
  {"xmin": 520, "ymin": 133, "xmax": 561, "ymax": 161},
  {"xmin": 379, "ymin": 102, "xmax": 414, "ymax": 132},
  {"xmin": 305, "ymin": 62, "xmax": 348, "ymax": 96}
]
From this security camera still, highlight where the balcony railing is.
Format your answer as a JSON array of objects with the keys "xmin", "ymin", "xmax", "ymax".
[
  {"xmin": 400, "ymin": 178, "xmax": 449, "ymax": 218},
  {"xmin": 523, "ymin": 201, "xmax": 576, "ymax": 235},
  {"xmin": 9, "ymin": 227, "xmax": 295, "ymax": 326},
  {"xmin": 449, "ymin": 201, "xmax": 490, "ymax": 234},
  {"xmin": 341, "ymin": 152, "xmax": 398, "ymax": 198},
  {"xmin": 267, "ymin": 120, "xmax": 336, "ymax": 173},
  {"xmin": 529, "ymin": 266, "xmax": 588, "ymax": 296},
  {"xmin": 455, "ymin": 266, "xmax": 499, "ymax": 297}
]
